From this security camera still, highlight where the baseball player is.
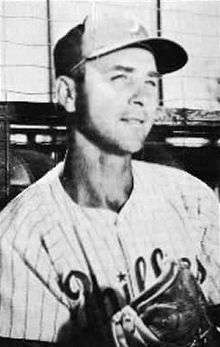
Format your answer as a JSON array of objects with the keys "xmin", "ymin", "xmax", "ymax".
[{"xmin": 0, "ymin": 12, "xmax": 220, "ymax": 347}]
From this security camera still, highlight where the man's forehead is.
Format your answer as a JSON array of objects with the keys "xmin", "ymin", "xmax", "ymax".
[{"xmin": 87, "ymin": 47, "xmax": 157, "ymax": 72}]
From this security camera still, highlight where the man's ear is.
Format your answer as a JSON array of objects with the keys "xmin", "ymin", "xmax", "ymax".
[{"xmin": 56, "ymin": 76, "xmax": 76, "ymax": 112}]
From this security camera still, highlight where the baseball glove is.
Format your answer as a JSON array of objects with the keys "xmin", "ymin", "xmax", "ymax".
[{"xmin": 111, "ymin": 258, "xmax": 212, "ymax": 347}]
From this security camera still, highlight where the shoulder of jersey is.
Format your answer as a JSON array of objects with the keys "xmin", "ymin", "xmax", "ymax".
[
  {"xmin": 132, "ymin": 159, "xmax": 216, "ymax": 201},
  {"xmin": 0, "ymin": 162, "xmax": 64, "ymax": 229}
]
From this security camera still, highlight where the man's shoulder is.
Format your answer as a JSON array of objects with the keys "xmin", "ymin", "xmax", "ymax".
[
  {"xmin": 132, "ymin": 159, "xmax": 191, "ymax": 183},
  {"xmin": 132, "ymin": 159, "xmax": 215, "ymax": 201},
  {"xmin": 0, "ymin": 162, "xmax": 63, "ymax": 240}
]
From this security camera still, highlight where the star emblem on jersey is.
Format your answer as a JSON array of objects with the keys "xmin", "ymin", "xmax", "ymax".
[{"xmin": 117, "ymin": 272, "xmax": 127, "ymax": 282}]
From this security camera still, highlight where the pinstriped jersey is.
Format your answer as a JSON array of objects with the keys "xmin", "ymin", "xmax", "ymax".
[{"xmin": 0, "ymin": 160, "xmax": 219, "ymax": 343}]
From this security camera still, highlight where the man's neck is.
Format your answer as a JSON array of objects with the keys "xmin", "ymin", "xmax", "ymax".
[{"xmin": 61, "ymin": 132, "xmax": 133, "ymax": 212}]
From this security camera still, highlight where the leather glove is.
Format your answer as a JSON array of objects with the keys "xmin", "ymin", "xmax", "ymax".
[{"xmin": 111, "ymin": 259, "xmax": 212, "ymax": 347}]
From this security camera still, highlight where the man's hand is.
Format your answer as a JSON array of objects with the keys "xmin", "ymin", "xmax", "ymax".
[{"xmin": 111, "ymin": 259, "xmax": 212, "ymax": 347}]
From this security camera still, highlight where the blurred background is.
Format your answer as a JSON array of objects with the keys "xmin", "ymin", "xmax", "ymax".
[{"xmin": 1, "ymin": 0, "xmax": 220, "ymax": 209}]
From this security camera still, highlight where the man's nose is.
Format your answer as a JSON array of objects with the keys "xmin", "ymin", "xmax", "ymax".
[
  {"xmin": 129, "ymin": 92, "xmax": 145, "ymax": 107},
  {"xmin": 131, "ymin": 98, "xmax": 144, "ymax": 107},
  {"xmin": 128, "ymin": 86, "xmax": 145, "ymax": 107}
]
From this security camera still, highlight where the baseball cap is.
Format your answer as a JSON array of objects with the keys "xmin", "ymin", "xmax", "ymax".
[{"xmin": 54, "ymin": 13, "xmax": 188, "ymax": 77}]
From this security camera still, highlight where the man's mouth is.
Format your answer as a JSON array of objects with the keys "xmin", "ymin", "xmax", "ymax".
[{"xmin": 120, "ymin": 118, "xmax": 145, "ymax": 125}]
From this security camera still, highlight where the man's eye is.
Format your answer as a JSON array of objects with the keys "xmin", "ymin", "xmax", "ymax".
[
  {"xmin": 145, "ymin": 80, "xmax": 156, "ymax": 87},
  {"xmin": 110, "ymin": 74, "xmax": 127, "ymax": 81}
]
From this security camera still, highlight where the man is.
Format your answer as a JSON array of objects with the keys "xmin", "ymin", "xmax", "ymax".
[{"xmin": 0, "ymin": 13, "xmax": 219, "ymax": 347}]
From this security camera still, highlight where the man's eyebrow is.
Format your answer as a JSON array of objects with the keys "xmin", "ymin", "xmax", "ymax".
[
  {"xmin": 148, "ymin": 71, "xmax": 161, "ymax": 78},
  {"xmin": 110, "ymin": 65, "xmax": 161, "ymax": 78},
  {"xmin": 111, "ymin": 65, "xmax": 134, "ymax": 73}
]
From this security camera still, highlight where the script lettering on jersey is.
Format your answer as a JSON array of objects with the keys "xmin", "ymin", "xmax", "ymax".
[
  {"xmin": 58, "ymin": 270, "xmax": 92, "ymax": 301},
  {"xmin": 134, "ymin": 248, "xmax": 207, "ymax": 293},
  {"xmin": 59, "ymin": 269, "xmax": 123, "ymax": 327},
  {"xmin": 58, "ymin": 247, "xmax": 207, "ymax": 331}
]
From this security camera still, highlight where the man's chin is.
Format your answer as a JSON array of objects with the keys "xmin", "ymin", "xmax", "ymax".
[
  {"xmin": 98, "ymin": 140, "xmax": 144, "ymax": 156},
  {"xmin": 120, "ymin": 128, "xmax": 151, "ymax": 154},
  {"xmin": 120, "ymin": 139, "xmax": 145, "ymax": 155}
]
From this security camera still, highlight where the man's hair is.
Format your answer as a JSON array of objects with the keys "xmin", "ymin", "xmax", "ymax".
[{"xmin": 53, "ymin": 23, "xmax": 85, "ymax": 81}]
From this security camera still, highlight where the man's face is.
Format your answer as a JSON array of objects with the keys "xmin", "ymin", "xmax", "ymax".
[{"xmin": 77, "ymin": 47, "xmax": 159, "ymax": 154}]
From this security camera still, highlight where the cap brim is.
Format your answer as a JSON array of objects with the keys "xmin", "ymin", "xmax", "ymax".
[
  {"xmin": 138, "ymin": 38, "xmax": 188, "ymax": 74},
  {"xmin": 87, "ymin": 37, "xmax": 188, "ymax": 75}
]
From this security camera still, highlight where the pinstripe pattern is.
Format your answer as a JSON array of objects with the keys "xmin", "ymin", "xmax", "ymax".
[{"xmin": 0, "ymin": 160, "xmax": 219, "ymax": 343}]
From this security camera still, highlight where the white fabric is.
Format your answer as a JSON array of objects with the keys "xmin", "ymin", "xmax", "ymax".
[{"xmin": 0, "ymin": 160, "xmax": 219, "ymax": 343}]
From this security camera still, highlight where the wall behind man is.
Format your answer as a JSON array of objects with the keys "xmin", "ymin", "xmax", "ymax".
[
  {"xmin": 1, "ymin": 0, "xmax": 220, "ymax": 109},
  {"xmin": 162, "ymin": 0, "xmax": 220, "ymax": 110},
  {"xmin": 0, "ymin": 0, "xmax": 50, "ymax": 101},
  {"xmin": 0, "ymin": 0, "xmax": 157, "ymax": 102}
]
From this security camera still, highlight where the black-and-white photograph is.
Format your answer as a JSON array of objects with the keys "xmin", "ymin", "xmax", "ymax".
[{"xmin": 0, "ymin": 1, "xmax": 220, "ymax": 346}]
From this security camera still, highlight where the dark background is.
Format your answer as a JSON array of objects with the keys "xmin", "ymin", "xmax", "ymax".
[{"xmin": 1, "ymin": 102, "xmax": 220, "ymax": 211}]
